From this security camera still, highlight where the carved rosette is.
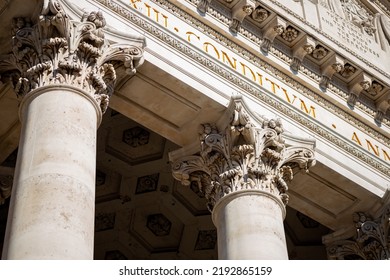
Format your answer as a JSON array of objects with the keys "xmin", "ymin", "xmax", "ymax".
[
  {"xmin": 0, "ymin": 175, "xmax": 13, "ymax": 205},
  {"xmin": 326, "ymin": 206, "xmax": 390, "ymax": 260},
  {"xmin": 0, "ymin": 0, "xmax": 144, "ymax": 113},
  {"xmin": 171, "ymin": 98, "xmax": 315, "ymax": 211}
]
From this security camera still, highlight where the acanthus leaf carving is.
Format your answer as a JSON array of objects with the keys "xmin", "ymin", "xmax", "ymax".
[
  {"xmin": 325, "ymin": 206, "xmax": 390, "ymax": 260},
  {"xmin": 170, "ymin": 96, "xmax": 316, "ymax": 211},
  {"xmin": 0, "ymin": 0, "xmax": 144, "ymax": 113}
]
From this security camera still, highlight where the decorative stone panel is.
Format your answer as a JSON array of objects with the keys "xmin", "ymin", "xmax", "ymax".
[
  {"xmin": 195, "ymin": 230, "xmax": 217, "ymax": 250},
  {"xmin": 281, "ymin": 26, "xmax": 299, "ymax": 43},
  {"xmin": 146, "ymin": 213, "xmax": 172, "ymax": 237},
  {"xmin": 0, "ymin": 175, "xmax": 12, "ymax": 205},
  {"xmin": 96, "ymin": 169, "xmax": 107, "ymax": 187},
  {"xmin": 135, "ymin": 173, "xmax": 159, "ymax": 194},
  {"xmin": 122, "ymin": 126, "xmax": 150, "ymax": 147},
  {"xmin": 311, "ymin": 45, "xmax": 329, "ymax": 60},
  {"xmin": 95, "ymin": 212, "xmax": 116, "ymax": 232}
]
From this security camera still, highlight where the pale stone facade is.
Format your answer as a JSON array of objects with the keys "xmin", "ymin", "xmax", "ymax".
[{"xmin": 0, "ymin": 0, "xmax": 389, "ymax": 260}]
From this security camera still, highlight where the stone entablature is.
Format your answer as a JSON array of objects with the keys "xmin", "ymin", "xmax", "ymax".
[
  {"xmin": 175, "ymin": 0, "xmax": 390, "ymax": 125},
  {"xmin": 90, "ymin": 0, "xmax": 389, "ymax": 181}
]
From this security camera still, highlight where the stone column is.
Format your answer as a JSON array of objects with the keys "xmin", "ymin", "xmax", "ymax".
[
  {"xmin": 0, "ymin": 1, "xmax": 144, "ymax": 259},
  {"xmin": 170, "ymin": 96, "xmax": 316, "ymax": 259}
]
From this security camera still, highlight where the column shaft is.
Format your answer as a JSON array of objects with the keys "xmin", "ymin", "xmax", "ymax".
[
  {"xmin": 213, "ymin": 190, "xmax": 288, "ymax": 259},
  {"xmin": 2, "ymin": 85, "xmax": 101, "ymax": 259}
]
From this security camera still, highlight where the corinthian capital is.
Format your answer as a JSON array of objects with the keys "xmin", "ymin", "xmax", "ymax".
[
  {"xmin": 171, "ymin": 96, "xmax": 315, "ymax": 211},
  {"xmin": 324, "ymin": 203, "xmax": 390, "ymax": 260},
  {"xmin": 0, "ymin": 0, "xmax": 144, "ymax": 113}
]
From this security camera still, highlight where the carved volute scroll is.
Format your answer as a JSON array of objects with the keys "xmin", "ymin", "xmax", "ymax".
[
  {"xmin": 170, "ymin": 96, "xmax": 316, "ymax": 211},
  {"xmin": 325, "ymin": 204, "xmax": 390, "ymax": 260},
  {"xmin": 0, "ymin": 0, "xmax": 144, "ymax": 113}
]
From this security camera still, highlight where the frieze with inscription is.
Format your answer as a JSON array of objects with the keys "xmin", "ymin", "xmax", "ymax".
[{"xmin": 94, "ymin": 0, "xmax": 390, "ymax": 175}]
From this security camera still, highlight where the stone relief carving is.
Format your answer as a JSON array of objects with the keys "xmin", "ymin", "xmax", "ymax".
[
  {"xmin": 347, "ymin": 73, "xmax": 372, "ymax": 107},
  {"xmin": 311, "ymin": 45, "xmax": 329, "ymax": 60},
  {"xmin": 342, "ymin": 0, "xmax": 370, "ymax": 23},
  {"xmin": 260, "ymin": 19, "xmax": 286, "ymax": 53},
  {"xmin": 229, "ymin": 4, "xmax": 254, "ymax": 33},
  {"xmin": 251, "ymin": 6, "xmax": 269, "ymax": 22},
  {"xmin": 95, "ymin": 212, "xmax": 116, "ymax": 232},
  {"xmin": 197, "ymin": 0, "xmax": 212, "ymax": 14},
  {"xmin": 122, "ymin": 126, "xmax": 150, "ymax": 147},
  {"xmin": 291, "ymin": 36, "xmax": 316, "ymax": 72},
  {"xmin": 146, "ymin": 213, "xmax": 172, "ymax": 236},
  {"xmin": 0, "ymin": 0, "xmax": 144, "ymax": 113},
  {"xmin": 320, "ymin": 0, "xmax": 345, "ymax": 18},
  {"xmin": 325, "ymin": 205, "xmax": 390, "ymax": 259},
  {"xmin": 0, "ymin": 175, "xmax": 13, "ymax": 205},
  {"xmin": 171, "ymin": 96, "xmax": 315, "ymax": 211},
  {"xmin": 376, "ymin": 13, "xmax": 390, "ymax": 52},
  {"xmin": 281, "ymin": 26, "xmax": 299, "ymax": 42},
  {"xmin": 321, "ymin": 0, "xmax": 376, "ymax": 35},
  {"xmin": 195, "ymin": 230, "xmax": 217, "ymax": 250},
  {"xmin": 319, "ymin": 54, "xmax": 345, "ymax": 90}
]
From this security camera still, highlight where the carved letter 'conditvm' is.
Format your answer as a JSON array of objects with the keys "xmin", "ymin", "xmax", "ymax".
[{"xmin": 0, "ymin": 0, "xmax": 144, "ymax": 113}]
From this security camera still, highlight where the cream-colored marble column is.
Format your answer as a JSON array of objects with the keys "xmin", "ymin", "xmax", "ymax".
[
  {"xmin": 0, "ymin": 1, "xmax": 144, "ymax": 259},
  {"xmin": 2, "ymin": 85, "xmax": 100, "ymax": 259},
  {"xmin": 171, "ymin": 96, "xmax": 316, "ymax": 260},
  {"xmin": 213, "ymin": 190, "xmax": 287, "ymax": 259}
]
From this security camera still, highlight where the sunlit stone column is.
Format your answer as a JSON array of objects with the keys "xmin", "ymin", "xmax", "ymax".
[
  {"xmin": 0, "ymin": 1, "xmax": 144, "ymax": 259},
  {"xmin": 170, "ymin": 96, "xmax": 316, "ymax": 259}
]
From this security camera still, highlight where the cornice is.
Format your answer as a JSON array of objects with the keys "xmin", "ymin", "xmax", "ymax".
[
  {"xmin": 203, "ymin": 0, "xmax": 390, "ymax": 126},
  {"xmin": 157, "ymin": 0, "xmax": 390, "ymax": 139},
  {"xmin": 177, "ymin": 0, "xmax": 390, "ymax": 128},
  {"xmin": 93, "ymin": 0, "xmax": 389, "ymax": 177}
]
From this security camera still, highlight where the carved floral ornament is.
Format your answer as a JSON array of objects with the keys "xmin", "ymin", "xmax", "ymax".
[
  {"xmin": 325, "ymin": 205, "xmax": 390, "ymax": 260},
  {"xmin": 170, "ymin": 96, "xmax": 316, "ymax": 211},
  {"xmin": 0, "ymin": 0, "xmax": 144, "ymax": 113},
  {"xmin": 0, "ymin": 175, "xmax": 13, "ymax": 205}
]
